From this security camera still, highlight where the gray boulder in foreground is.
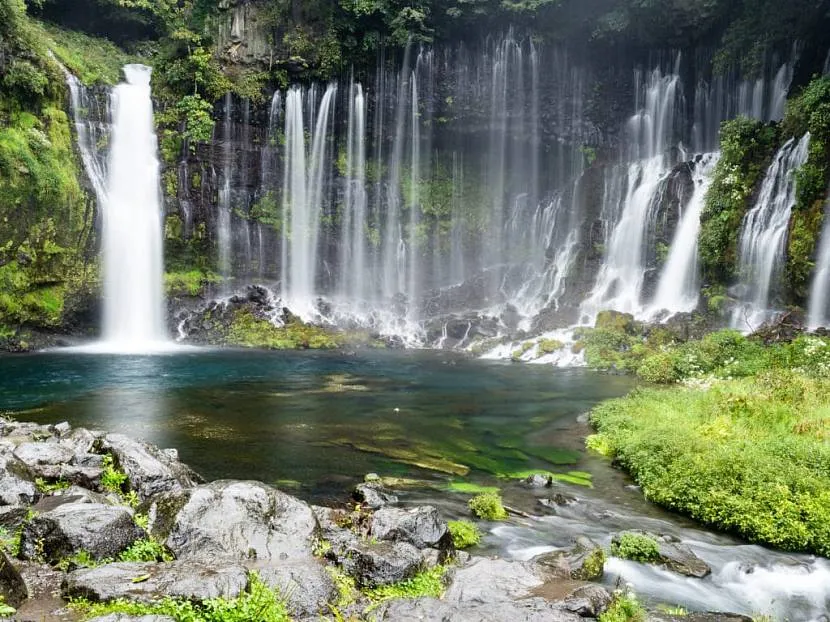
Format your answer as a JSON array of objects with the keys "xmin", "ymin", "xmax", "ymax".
[
  {"xmin": 62, "ymin": 560, "xmax": 248, "ymax": 603},
  {"xmin": 100, "ymin": 434, "xmax": 202, "ymax": 502},
  {"xmin": 19, "ymin": 503, "xmax": 144, "ymax": 563},
  {"xmin": 149, "ymin": 480, "xmax": 319, "ymax": 562},
  {"xmin": 378, "ymin": 596, "xmax": 584, "ymax": 621},
  {"xmin": 370, "ymin": 505, "xmax": 451, "ymax": 551},
  {"xmin": 256, "ymin": 560, "xmax": 337, "ymax": 617}
]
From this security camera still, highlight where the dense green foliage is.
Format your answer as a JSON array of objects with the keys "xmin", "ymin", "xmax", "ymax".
[
  {"xmin": 72, "ymin": 573, "xmax": 291, "ymax": 622},
  {"xmin": 0, "ymin": 0, "xmax": 97, "ymax": 335},
  {"xmin": 363, "ymin": 565, "xmax": 447, "ymax": 602},
  {"xmin": 468, "ymin": 491, "xmax": 508, "ymax": 520},
  {"xmin": 448, "ymin": 520, "xmax": 482, "ymax": 549},
  {"xmin": 598, "ymin": 590, "xmax": 646, "ymax": 622},
  {"xmin": 699, "ymin": 117, "xmax": 779, "ymax": 284},
  {"xmin": 591, "ymin": 335, "xmax": 830, "ymax": 556}
]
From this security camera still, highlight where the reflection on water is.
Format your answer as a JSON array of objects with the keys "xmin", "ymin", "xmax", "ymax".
[{"xmin": 0, "ymin": 349, "xmax": 634, "ymax": 499}]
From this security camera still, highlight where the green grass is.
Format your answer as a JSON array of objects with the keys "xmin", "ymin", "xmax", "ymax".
[
  {"xmin": 29, "ymin": 20, "xmax": 139, "ymax": 85},
  {"xmin": 363, "ymin": 565, "xmax": 447, "ymax": 603},
  {"xmin": 448, "ymin": 520, "xmax": 481, "ymax": 549},
  {"xmin": 71, "ymin": 573, "xmax": 291, "ymax": 622},
  {"xmin": 590, "ymin": 361, "xmax": 830, "ymax": 556},
  {"xmin": 118, "ymin": 538, "xmax": 173, "ymax": 563}
]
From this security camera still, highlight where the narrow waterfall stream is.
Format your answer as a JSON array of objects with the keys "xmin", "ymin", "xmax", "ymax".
[
  {"xmin": 648, "ymin": 153, "xmax": 720, "ymax": 317},
  {"xmin": 731, "ymin": 133, "xmax": 811, "ymax": 330},
  {"xmin": 808, "ymin": 191, "xmax": 830, "ymax": 329}
]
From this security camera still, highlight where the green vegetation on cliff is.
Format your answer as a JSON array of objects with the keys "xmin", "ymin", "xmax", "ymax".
[
  {"xmin": 698, "ymin": 117, "xmax": 779, "ymax": 285},
  {"xmin": 0, "ymin": 0, "xmax": 97, "ymax": 334},
  {"xmin": 590, "ymin": 334, "xmax": 830, "ymax": 556},
  {"xmin": 783, "ymin": 76, "xmax": 830, "ymax": 302}
]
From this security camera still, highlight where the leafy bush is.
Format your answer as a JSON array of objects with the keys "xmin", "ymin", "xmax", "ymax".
[
  {"xmin": 573, "ymin": 547, "xmax": 606, "ymax": 580},
  {"xmin": 538, "ymin": 338, "xmax": 564, "ymax": 354},
  {"xmin": 468, "ymin": 492, "xmax": 508, "ymax": 521},
  {"xmin": 118, "ymin": 538, "xmax": 173, "ymax": 563},
  {"xmin": 599, "ymin": 590, "xmax": 646, "ymax": 622},
  {"xmin": 448, "ymin": 520, "xmax": 481, "ymax": 549},
  {"xmin": 363, "ymin": 565, "xmax": 447, "ymax": 603},
  {"xmin": 611, "ymin": 533, "xmax": 661, "ymax": 563},
  {"xmin": 590, "ymin": 366, "xmax": 830, "ymax": 556},
  {"xmin": 101, "ymin": 454, "xmax": 128, "ymax": 494}
]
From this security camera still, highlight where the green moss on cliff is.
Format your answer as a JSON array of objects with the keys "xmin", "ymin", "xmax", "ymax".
[
  {"xmin": 226, "ymin": 309, "xmax": 345, "ymax": 350},
  {"xmin": 699, "ymin": 117, "xmax": 779, "ymax": 285}
]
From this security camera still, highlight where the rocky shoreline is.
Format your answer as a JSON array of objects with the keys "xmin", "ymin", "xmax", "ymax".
[{"xmin": 0, "ymin": 417, "xmax": 754, "ymax": 621}]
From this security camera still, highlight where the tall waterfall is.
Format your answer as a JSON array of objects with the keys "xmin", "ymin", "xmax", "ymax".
[
  {"xmin": 101, "ymin": 65, "xmax": 166, "ymax": 349},
  {"xmin": 731, "ymin": 133, "xmax": 811, "ymax": 330},
  {"xmin": 808, "ymin": 191, "xmax": 830, "ymax": 329},
  {"xmin": 648, "ymin": 153, "xmax": 720, "ymax": 317},
  {"xmin": 581, "ymin": 64, "xmax": 681, "ymax": 320},
  {"xmin": 280, "ymin": 84, "xmax": 337, "ymax": 315}
]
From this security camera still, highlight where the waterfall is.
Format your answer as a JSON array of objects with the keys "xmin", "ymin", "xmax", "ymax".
[
  {"xmin": 731, "ymin": 133, "xmax": 811, "ymax": 330},
  {"xmin": 339, "ymin": 80, "xmax": 368, "ymax": 302},
  {"xmin": 217, "ymin": 92, "xmax": 233, "ymax": 282},
  {"xmin": 101, "ymin": 65, "xmax": 166, "ymax": 349},
  {"xmin": 648, "ymin": 153, "xmax": 720, "ymax": 317},
  {"xmin": 280, "ymin": 84, "xmax": 337, "ymax": 315},
  {"xmin": 581, "ymin": 64, "xmax": 681, "ymax": 320},
  {"xmin": 808, "ymin": 191, "xmax": 830, "ymax": 329},
  {"xmin": 62, "ymin": 69, "xmax": 109, "ymax": 202}
]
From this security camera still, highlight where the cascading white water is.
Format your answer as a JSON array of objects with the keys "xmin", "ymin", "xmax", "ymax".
[
  {"xmin": 731, "ymin": 133, "xmax": 811, "ymax": 330},
  {"xmin": 101, "ymin": 65, "xmax": 166, "ymax": 349},
  {"xmin": 280, "ymin": 84, "xmax": 337, "ymax": 316},
  {"xmin": 62, "ymin": 69, "xmax": 109, "ymax": 202},
  {"xmin": 581, "ymin": 65, "xmax": 680, "ymax": 320},
  {"xmin": 808, "ymin": 191, "xmax": 830, "ymax": 329},
  {"xmin": 648, "ymin": 153, "xmax": 720, "ymax": 317},
  {"xmin": 217, "ymin": 92, "xmax": 233, "ymax": 283}
]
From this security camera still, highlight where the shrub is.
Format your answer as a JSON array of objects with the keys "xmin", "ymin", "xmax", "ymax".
[
  {"xmin": 599, "ymin": 590, "xmax": 647, "ymax": 622},
  {"xmin": 468, "ymin": 492, "xmax": 508, "ymax": 521},
  {"xmin": 636, "ymin": 351, "xmax": 679, "ymax": 383},
  {"xmin": 573, "ymin": 547, "xmax": 606, "ymax": 580},
  {"xmin": 118, "ymin": 538, "xmax": 173, "ymax": 563},
  {"xmin": 448, "ymin": 520, "xmax": 482, "ymax": 549},
  {"xmin": 611, "ymin": 533, "xmax": 661, "ymax": 563},
  {"xmin": 100, "ymin": 454, "xmax": 128, "ymax": 494},
  {"xmin": 363, "ymin": 565, "xmax": 447, "ymax": 603},
  {"xmin": 538, "ymin": 339, "xmax": 564, "ymax": 354}
]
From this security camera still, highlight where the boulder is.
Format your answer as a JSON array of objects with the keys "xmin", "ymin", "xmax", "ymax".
[
  {"xmin": 370, "ymin": 506, "xmax": 451, "ymax": 551},
  {"xmin": 0, "ymin": 550, "xmax": 27, "ymax": 608},
  {"xmin": 534, "ymin": 539, "xmax": 605, "ymax": 581},
  {"xmin": 13, "ymin": 442, "xmax": 75, "ymax": 478},
  {"xmin": 444, "ymin": 558, "xmax": 549, "ymax": 604},
  {"xmin": 340, "ymin": 540, "xmax": 423, "ymax": 587},
  {"xmin": 559, "ymin": 584, "xmax": 612, "ymax": 617},
  {"xmin": 100, "ymin": 434, "xmax": 202, "ymax": 501},
  {"xmin": 0, "ymin": 473, "xmax": 36, "ymax": 506},
  {"xmin": 379, "ymin": 596, "xmax": 584, "ymax": 621},
  {"xmin": 353, "ymin": 483, "xmax": 398, "ymax": 509},
  {"xmin": 62, "ymin": 561, "xmax": 248, "ymax": 603},
  {"xmin": 60, "ymin": 428, "xmax": 99, "ymax": 455},
  {"xmin": 149, "ymin": 480, "xmax": 319, "ymax": 562},
  {"xmin": 612, "ymin": 531, "xmax": 711, "ymax": 578},
  {"xmin": 256, "ymin": 560, "xmax": 337, "ymax": 617},
  {"xmin": 19, "ymin": 503, "xmax": 144, "ymax": 563}
]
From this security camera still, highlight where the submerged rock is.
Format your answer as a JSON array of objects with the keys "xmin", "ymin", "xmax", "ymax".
[
  {"xmin": 370, "ymin": 505, "xmax": 451, "ymax": 551},
  {"xmin": 62, "ymin": 560, "xmax": 248, "ymax": 603},
  {"xmin": 149, "ymin": 480, "xmax": 319, "ymax": 562},
  {"xmin": 100, "ymin": 434, "xmax": 202, "ymax": 501},
  {"xmin": 19, "ymin": 503, "xmax": 143, "ymax": 563}
]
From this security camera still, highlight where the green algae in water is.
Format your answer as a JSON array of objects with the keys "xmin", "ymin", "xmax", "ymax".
[
  {"xmin": 502, "ymin": 470, "xmax": 594, "ymax": 488},
  {"xmin": 446, "ymin": 481, "xmax": 501, "ymax": 494}
]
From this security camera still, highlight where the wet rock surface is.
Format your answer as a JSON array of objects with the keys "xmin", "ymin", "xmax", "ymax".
[
  {"xmin": 19, "ymin": 503, "xmax": 144, "ymax": 563},
  {"xmin": 612, "ymin": 530, "xmax": 712, "ymax": 578},
  {"xmin": 62, "ymin": 561, "xmax": 249, "ymax": 603},
  {"xmin": 0, "ymin": 418, "xmax": 774, "ymax": 621},
  {"xmin": 149, "ymin": 480, "xmax": 319, "ymax": 562}
]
